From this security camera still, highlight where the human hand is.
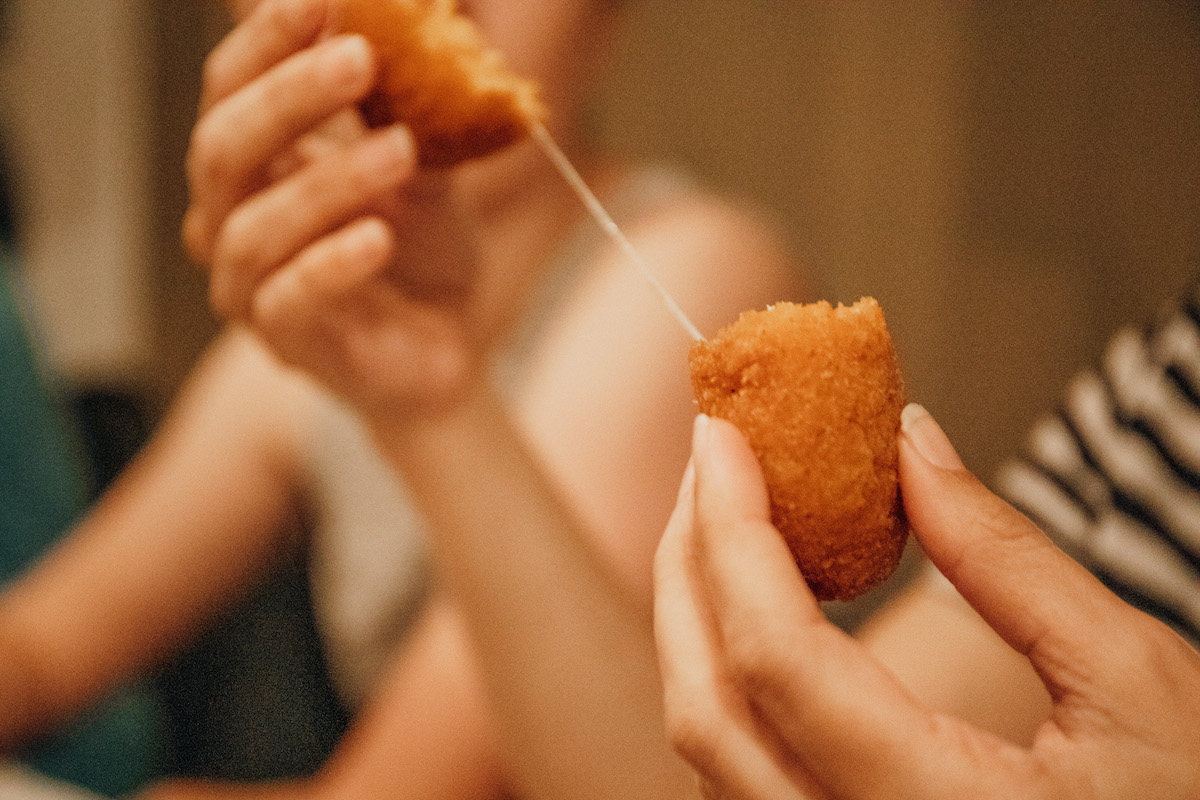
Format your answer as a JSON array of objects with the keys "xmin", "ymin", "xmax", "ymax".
[
  {"xmin": 185, "ymin": 0, "xmax": 480, "ymax": 419},
  {"xmin": 655, "ymin": 407, "xmax": 1200, "ymax": 799}
]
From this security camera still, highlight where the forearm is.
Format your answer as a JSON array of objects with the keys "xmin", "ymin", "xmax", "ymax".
[
  {"xmin": 0, "ymin": 333, "xmax": 309, "ymax": 757},
  {"xmin": 0, "ymin": 614, "xmax": 50, "ymax": 753},
  {"xmin": 372, "ymin": 385, "xmax": 694, "ymax": 800}
]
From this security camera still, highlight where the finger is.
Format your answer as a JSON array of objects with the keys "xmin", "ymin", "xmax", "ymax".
[
  {"xmin": 263, "ymin": 112, "xmax": 368, "ymax": 185},
  {"xmin": 251, "ymin": 216, "xmax": 393, "ymax": 329},
  {"xmin": 250, "ymin": 224, "xmax": 468, "ymax": 409},
  {"xmin": 198, "ymin": 0, "xmax": 331, "ymax": 114},
  {"xmin": 209, "ymin": 125, "xmax": 415, "ymax": 319},
  {"xmin": 654, "ymin": 458, "xmax": 825, "ymax": 800},
  {"xmin": 898, "ymin": 404, "xmax": 1135, "ymax": 689},
  {"xmin": 692, "ymin": 415, "xmax": 952, "ymax": 799},
  {"xmin": 185, "ymin": 32, "xmax": 377, "ymax": 262},
  {"xmin": 281, "ymin": 111, "xmax": 373, "ymax": 175}
]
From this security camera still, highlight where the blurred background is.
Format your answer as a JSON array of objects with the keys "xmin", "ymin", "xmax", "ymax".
[{"xmin": 1, "ymin": 0, "xmax": 1197, "ymax": 483}]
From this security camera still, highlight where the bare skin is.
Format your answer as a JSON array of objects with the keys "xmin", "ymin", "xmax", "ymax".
[
  {"xmin": 655, "ymin": 409, "xmax": 1200, "ymax": 800},
  {"xmin": 1, "ymin": 1, "xmax": 802, "ymax": 798}
]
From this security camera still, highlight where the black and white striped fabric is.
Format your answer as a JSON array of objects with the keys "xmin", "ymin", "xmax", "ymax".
[{"xmin": 994, "ymin": 277, "xmax": 1200, "ymax": 650}]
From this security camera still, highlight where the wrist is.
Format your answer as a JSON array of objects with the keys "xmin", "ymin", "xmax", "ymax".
[{"xmin": 365, "ymin": 368, "xmax": 496, "ymax": 453}]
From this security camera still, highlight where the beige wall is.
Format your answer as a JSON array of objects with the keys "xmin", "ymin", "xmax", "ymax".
[
  {"xmin": 0, "ymin": 0, "xmax": 226, "ymax": 404},
  {"xmin": 5, "ymin": 1, "xmax": 1198, "ymax": 477},
  {"xmin": 0, "ymin": 0, "xmax": 156, "ymax": 385}
]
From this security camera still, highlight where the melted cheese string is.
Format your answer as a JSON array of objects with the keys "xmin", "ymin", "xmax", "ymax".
[{"xmin": 530, "ymin": 122, "xmax": 705, "ymax": 342}]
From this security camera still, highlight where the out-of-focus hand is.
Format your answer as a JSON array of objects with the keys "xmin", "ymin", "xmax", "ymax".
[
  {"xmin": 654, "ymin": 407, "xmax": 1200, "ymax": 799},
  {"xmin": 185, "ymin": 0, "xmax": 480, "ymax": 419}
]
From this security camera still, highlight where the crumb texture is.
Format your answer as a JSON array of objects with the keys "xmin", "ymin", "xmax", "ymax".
[
  {"xmin": 690, "ymin": 298, "xmax": 908, "ymax": 600},
  {"xmin": 336, "ymin": 0, "xmax": 546, "ymax": 167}
]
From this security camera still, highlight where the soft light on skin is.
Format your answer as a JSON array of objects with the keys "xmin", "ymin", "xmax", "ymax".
[{"xmin": 227, "ymin": 0, "xmax": 261, "ymax": 21}]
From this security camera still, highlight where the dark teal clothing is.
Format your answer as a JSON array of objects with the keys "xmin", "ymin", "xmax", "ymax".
[
  {"xmin": 0, "ymin": 268, "xmax": 85, "ymax": 578},
  {"xmin": 1, "ymin": 258, "xmax": 162, "ymax": 797}
]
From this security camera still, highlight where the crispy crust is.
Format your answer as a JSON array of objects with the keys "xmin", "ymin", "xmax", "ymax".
[
  {"xmin": 689, "ymin": 298, "xmax": 908, "ymax": 601},
  {"xmin": 335, "ymin": 0, "xmax": 546, "ymax": 167}
]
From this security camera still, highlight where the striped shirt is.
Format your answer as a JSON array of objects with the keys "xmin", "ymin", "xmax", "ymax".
[{"xmin": 994, "ymin": 276, "xmax": 1200, "ymax": 649}]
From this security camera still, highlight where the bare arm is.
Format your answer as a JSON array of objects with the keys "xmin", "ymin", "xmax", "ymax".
[
  {"xmin": 372, "ymin": 382, "xmax": 690, "ymax": 800},
  {"xmin": 315, "ymin": 597, "xmax": 508, "ymax": 799},
  {"xmin": 142, "ymin": 596, "xmax": 508, "ymax": 800},
  {"xmin": 182, "ymin": 2, "xmax": 805, "ymax": 795},
  {"xmin": 0, "ymin": 330, "xmax": 311, "ymax": 752}
]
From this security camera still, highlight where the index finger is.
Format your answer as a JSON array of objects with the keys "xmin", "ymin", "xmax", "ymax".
[
  {"xmin": 185, "ymin": 30, "xmax": 377, "ymax": 264},
  {"xmin": 199, "ymin": 0, "xmax": 331, "ymax": 114},
  {"xmin": 691, "ymin": 415, "xmax": 957, "ymax": 799},
  {"xmin": 654, "ymin": 459, "xmax": 826, "ymax": 800}
]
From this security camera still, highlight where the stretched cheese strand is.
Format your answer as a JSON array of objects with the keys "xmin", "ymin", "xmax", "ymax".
[{"xmin": 530, "ymin": 122, "xmax": 705, "ymax": 342}]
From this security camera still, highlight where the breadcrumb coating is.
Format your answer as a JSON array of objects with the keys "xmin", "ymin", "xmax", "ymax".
[
  {"xmin": 689, "ymin": 298, "xmax": 908, "ymax": 601},
  {"xmin": 335, "ymin": 0, "xmax": 546, "ymax": 167}
]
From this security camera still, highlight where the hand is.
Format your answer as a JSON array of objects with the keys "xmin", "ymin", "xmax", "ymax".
[
  {"xmin": 655, "ymin": 408, "xmax": 1200, "ymax": 799},
  {"xmin": 184, "ymin": 0, "xmax": 480, "ymax": 419}
]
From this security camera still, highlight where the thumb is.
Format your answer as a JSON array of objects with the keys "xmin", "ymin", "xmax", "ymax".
[{"xmin": 898, "ymin": 403, "xmax": 1131, "ymax": 693}]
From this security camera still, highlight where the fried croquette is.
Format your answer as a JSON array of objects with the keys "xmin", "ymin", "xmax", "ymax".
[
  {"xmin": 335, "ymin": 0, "xmax": 546, "ymax": 167},
  {"xmin": 689, "ymin": 298, "xmax": 908, "ymax": 601}
]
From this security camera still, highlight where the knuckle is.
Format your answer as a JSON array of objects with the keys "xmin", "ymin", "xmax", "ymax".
[
  {"xmin": 199, "ymin": 45, "xmax": 235, "ymax": 105},
  {"xmin": 664, "ymin": 696, "xmax": 723, "ymax": 767},
  {"xmin": 723, "ymin": 627, "xmax": 794, "ymax": 696},
  {"xmin": 250, "ymin": 289, "xmax": 291, "ymax": 348},
  {"xmin": 208, "ymin": 213, "xmax": 263, "ymax": 317},
  {"xmin": 214, "ymin": 211, "xmax": 257, "ymax": 275},
  {"xmin": 952, "ymin": 489, "xmax": 1048, "ymax": 578},
  {"xmin": 186, "ymin": 116, "xmax": 236, "ymax": 193}
]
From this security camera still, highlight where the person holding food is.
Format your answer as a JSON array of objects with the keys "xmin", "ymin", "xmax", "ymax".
[
  {"xmin": 173, "ymin": 2, "xmax": 1200, "ymax": 799},
  {"xmin": 0, "ymin": 0, "xmax": 805, "ymax": 798},
  {"xmin": 654, "ymin": 383, "xmax": 1200, "ymax": 797},
  {"xmin": 179, "ymin": 0, "xmax": 816, "ymax": 795},
  {"xmin": 184, "ymin": 2, "xmax": 1200, "ymax": 798}
]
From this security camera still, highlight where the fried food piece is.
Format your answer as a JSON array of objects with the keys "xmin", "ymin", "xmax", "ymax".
[
  {"xmin": 689, "ymin": 298, "xmax": 908, "ymax": 601},
  {"xmin": 335, "ymin": 0, "xmax": 546, "ymax": 167}
]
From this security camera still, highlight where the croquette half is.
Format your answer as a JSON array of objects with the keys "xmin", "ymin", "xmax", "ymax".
[
  {"xmin": 335, "ymin": 0, "xmax": 546, "ymax": 168},
  {"xmin": 689, "ymin": 298, "xmax": 908, "ymax": 601}
]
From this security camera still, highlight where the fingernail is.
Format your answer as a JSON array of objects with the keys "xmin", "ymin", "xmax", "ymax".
[
  {"xmin": 386, "ymin": 124, "xmax": 415, "ymax": 162},
  {"xmin": 358, "ymin": 125, "xmax": 415, "ymax": 178},
  {"xmin": 322, "ymin": 34, "xmax": 373, "ymax": 90},
  {"xmin": 900, "ymin": 403, "xmax": 964, "ymax": 471}
]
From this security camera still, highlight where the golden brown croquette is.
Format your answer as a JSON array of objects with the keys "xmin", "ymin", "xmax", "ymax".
[
  {"xmin": 689, "ymin": 298, "xmax": 908, "ymax": 601},
  {"xmin": 334, "ymin": 0, "xmax": 545, "ymax": 167}
]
